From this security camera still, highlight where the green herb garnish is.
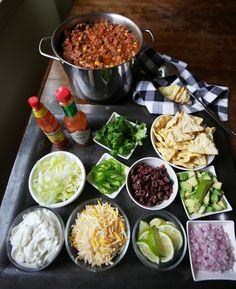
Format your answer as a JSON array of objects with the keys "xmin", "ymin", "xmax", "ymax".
[{"xmin": 95, "ymin": 115, "xmax": 147, "ymax": 157}]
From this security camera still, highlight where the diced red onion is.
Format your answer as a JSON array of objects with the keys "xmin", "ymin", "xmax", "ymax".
[{"xmin": 189, "ymin": 223, "xmax": 235, "ymax": 272}]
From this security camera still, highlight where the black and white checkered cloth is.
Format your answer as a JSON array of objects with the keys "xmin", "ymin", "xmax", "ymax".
[{"xmin": 133, "ymin": 48, "xmax": 229, "ymax": 121}]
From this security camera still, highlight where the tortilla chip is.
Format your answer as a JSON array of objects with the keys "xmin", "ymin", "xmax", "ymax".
[
  {"xmin": 188, "ymin": 133, "xmax": 218, "ymax": 155},
  {"xmin": 203, "ymin": 127, "xmax": 215, "ymax": 141},
  {"xmin": 158, "ymin": 147, "xmax": 176, "ymax": 162},
  {"xmin": 176, "ymin": 112, "xmax": 204, "ymax": 133},
  {"xmin": 189, "ymin": 115, "xmax": 204, "ymax": 125},
  {"xmin": 158, "ymin": 128, "xmax": 169, "ymax": 139},
  {"xmin": 173, "ymin": 158, "xmax": 195, "ymax": 168},
  {"xmin": 166, "ymin": 112, "xmax": 182, "ymax": 128},
  {"xmin": 159, "ymin": 85, "xmax": 192, "ymax": 104},
  {"xmin": 153, "ymin": 131, "xmax": 169, "ymax": 148},
  {"xmin": 172, "ymin": 141, "xmax": 190, "ymax": 150},
  {"xmin": 191, "ymin": 155, "xmax": 207, "ymax": 166},
  {"xmin": 154, "ymin": 114, "xmax": 172, "ymax": 129},
  {"xmin": 163, "ymin": 129, "xmax": 195, "ymax": 144}
]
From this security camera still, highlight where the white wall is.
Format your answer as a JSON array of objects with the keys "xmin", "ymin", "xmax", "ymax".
[{"xmin": 0, "ymin": 0, "xmax": 72, "ymax": 199}]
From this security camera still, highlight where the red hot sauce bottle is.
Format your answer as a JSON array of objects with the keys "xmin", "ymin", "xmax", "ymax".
[
  {"xmin": 28, "ymin": 96, "xmax": 69, "ymax": 150},
  {"xmin": 55, "ymin": 87, "xmax": 92, "ymax": 146}
]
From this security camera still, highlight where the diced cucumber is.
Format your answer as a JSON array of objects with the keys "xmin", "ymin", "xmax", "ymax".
[
  {"xmin": 212, "ymin": 181, "xmax": 222, "ymax": 190},
  {"xmin": 206, "ymin": 206, "xmax": 214, "ymax": 212},
  {"xmin": 196, "ymin": 171, "xmax": 202, "ymax": 179},
  {"xmin": 187, "ymin": 171, "xmax": 196, "ymax": 178},
  {"xmin": 179, "ymin": 168, "xmax": 227, "ymax": 217},
  {"xmin": 184, "ymin": 199, "xmax": 197, "ymax": 214},
  {"xmin": 179, "ymin": 188, "xmax": 185, "ymax": 199},
  {"xmin": 198, "ymin": 205, "xmax": 206, "ymax": 214},
  {"xmin": 200, "ymin": 171, "xmax": 212, "ymax": 181},
  {"xmin": 180, "ymin": 181, "xmax": 193, "ymax": 192},
  {"xmin": 203, "ymin": 191, "xmax": 210, "ymax": 206},
  {"xmin": 186, "ymin": 176, "xmax": 198, "ymax": 187},
  {"xmin": 218, "ymin": 199, "xmax": 227, "ymax": 209},
  {"xmin": 210, "ymin": 192, "xmax": 219, "ymax": 204},
  {"xmin": 178, "ymin": 172, "xmax": 189, "ymax": 181},
  {"xmin": 213, "ymin": 203, "xmax": 223, "ymax": 211}
]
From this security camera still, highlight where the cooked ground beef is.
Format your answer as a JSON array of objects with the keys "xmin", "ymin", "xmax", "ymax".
[{"xmin": 62, "ymin": 21, "xmax": 140, "ymax": 69}]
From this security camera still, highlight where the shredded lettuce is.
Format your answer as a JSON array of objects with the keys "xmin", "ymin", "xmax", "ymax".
[{"xmin": 31, "ymin": 154, "xmax": 82, "ymax": 204}]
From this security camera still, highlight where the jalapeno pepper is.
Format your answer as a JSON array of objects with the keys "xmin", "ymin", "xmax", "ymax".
[{"xmin": 90, "ymin": 158, "xmax": 126, "ymax": 195}]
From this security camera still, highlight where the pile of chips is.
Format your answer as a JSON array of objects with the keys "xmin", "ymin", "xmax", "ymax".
[{"xmin": 151, "ymin": 112, "xmax": 218, "ymax": 169}]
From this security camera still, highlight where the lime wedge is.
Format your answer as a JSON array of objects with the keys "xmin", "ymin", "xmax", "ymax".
[
  {"xmin": 136, "ymin": 241, "xmax": 160, "ymax": 264},
  {"xmin": 147, "ymin": 226, "xmax": 160, "ymax": 256},
  {"xmin": 164, "ymin": 221, "xmax": 176, "ymax": 227},
  {"xmin": 149, "ymin": 218, "xmax": 165, "ymax": 228},
  {"xmin": 158, "ymin": 224, "xmax": 183, "ymax": 250},
  {"xmin": 154, "ymin": 230, "xmax": 175, "ymax": 263},
  {"xmin": 138, "ymin": 230, "xmax": 149, "ymax": 241},
  {"xmin": 138, "ymin": 220, "xmax": 149, "ymax": 238},
  {"xmin": 147, "ymin": 226, "xmax": 163, "ymax": 257}
]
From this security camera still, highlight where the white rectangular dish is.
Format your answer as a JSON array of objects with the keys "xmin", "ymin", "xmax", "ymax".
[{"xmin": 187, "ymin": 220, "xmax": 236, "ymax": 281}]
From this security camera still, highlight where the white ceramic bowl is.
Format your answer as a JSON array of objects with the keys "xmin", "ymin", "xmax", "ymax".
[
  {"xmin": 150, "ymin": 115, "xmax": 215, "ymax": 171},
  {"xmin": 6, "ymin": 206, "xmax": 64, "ymax": 271},
  {"xmin": 126, "ymin": 157, "xmax": 178, "ymax": 210},
  {"xmin": 29, "ymin": 151, "xmax": 86, "ymax": 208}
]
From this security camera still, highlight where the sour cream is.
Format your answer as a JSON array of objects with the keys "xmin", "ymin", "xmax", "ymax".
[{"xmin": 9, "ymin": 208, "xmax": 63, "ymax": 269}]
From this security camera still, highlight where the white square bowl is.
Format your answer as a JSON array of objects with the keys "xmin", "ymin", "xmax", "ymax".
[
  {"xmin": 86, "ymin": 153, "xmax": 129, "ymax": 199},
  {"xmin": 178, "ymin": 165, "xmax": 232, "ymax": 220},
  {"xmin": 93, "ymin": 112, "xmax": 146, "ymax": 159},
  {"xmin": 186, "ymin": 220, "xmax": 236, "ymax": 281}
]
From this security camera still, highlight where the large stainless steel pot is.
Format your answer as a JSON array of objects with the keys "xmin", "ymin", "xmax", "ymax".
[{"xmin": 39, "ymin": 12, "xmax": 154, "ymax": 104}]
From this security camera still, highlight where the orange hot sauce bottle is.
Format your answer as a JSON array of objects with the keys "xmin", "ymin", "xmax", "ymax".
[
  {"xmin": 55, "ymin": 87, "xmax": 92, "ymax": 146},
  {"xmin": 28, "ymin": 96, "xmax": 69, "ymax": 150}
]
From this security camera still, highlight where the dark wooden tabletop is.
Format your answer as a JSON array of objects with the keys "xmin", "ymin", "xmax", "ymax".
[{"xmin": 40, "ymin": 0, "xmax": 236, "ymax": 164}]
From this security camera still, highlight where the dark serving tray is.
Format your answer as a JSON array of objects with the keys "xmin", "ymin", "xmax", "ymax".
[{"xmin": 0, "ymin": 104, "xmax": 236, "ymax": 289}]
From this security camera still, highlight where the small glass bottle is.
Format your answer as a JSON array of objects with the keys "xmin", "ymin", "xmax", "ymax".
[
  {"xmin": 55, "ymin": 87, "xmax": 92, "ymax": 146},
  {"xmin": 28, "ymin": 96, "xmax": 69, "ymax": 150}
]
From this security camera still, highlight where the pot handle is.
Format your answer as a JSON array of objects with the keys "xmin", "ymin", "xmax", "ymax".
[
  {"xmin": 141, "ymin": 29, "xmax": 155, "ymax": 50},
  {"xmin": 39, "ymin": 37, "xmax": 60, "ymax": 61}
]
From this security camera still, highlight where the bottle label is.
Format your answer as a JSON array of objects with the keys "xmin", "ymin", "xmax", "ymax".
[
  {"xmin": 33, "ymin": 107, "xmax": 47, "ymax": 118},
  {"xmin": 45, "ymin": 127, "xmax": 66, "ymax": 143},
  {"xmin": 70, "ymin": 129, "xmax": 91, "ymax": 145}
]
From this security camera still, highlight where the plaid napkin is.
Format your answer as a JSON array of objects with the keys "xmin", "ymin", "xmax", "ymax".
[{"xmin": 133, "ymin": 48, "xmax": 229, "ymax": 121}]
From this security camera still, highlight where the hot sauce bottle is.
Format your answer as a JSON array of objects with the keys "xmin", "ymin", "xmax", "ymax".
[
  {"xmin": 55, "ymin": 86, "xmax": 92, "ymax": 146},
  {"xmin": 28, "ymin": 96, "xmax": 69, "ymax": 150}
]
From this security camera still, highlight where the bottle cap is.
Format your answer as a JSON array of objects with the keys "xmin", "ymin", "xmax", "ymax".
[
  {"xmin": 55, "ymin": 86, "xmax": 72, "ymax": 103},
  {"xmin": 28, "ymin": 96, "xmax": 40, "ymax": 109}
]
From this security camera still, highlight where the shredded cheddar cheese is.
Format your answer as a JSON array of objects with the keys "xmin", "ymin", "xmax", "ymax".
[{"xmin": 70, "ymin": 201, "xmax": 127, "ymax": 267}]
